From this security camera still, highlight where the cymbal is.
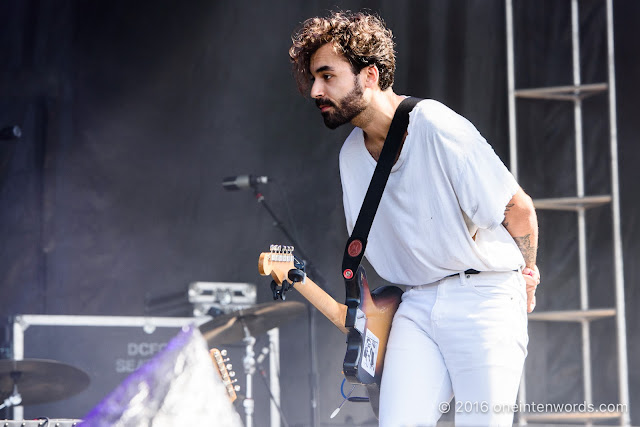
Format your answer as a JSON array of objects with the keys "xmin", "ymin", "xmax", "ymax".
[
  {"xmin": 0, "ymin": 359, "xmax": 90, "ymax": 405},
  {"xmin": 200, "ymin": 301, "xmax": 305, "ymax": 345}
]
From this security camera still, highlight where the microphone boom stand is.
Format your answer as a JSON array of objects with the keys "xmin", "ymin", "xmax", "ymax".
[{"xmin": 252, "ymin": 187, "xmax": 321, "ymax": 427}]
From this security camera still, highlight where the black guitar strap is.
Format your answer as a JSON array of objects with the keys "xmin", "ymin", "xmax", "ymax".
[{"xmin": 341, "ymin": 96, "xmax": 422, "ymax": 284}]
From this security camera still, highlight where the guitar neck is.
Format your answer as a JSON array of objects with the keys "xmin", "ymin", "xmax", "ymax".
[
  {"xmin": 292, "ymin": 275, "xmax": 349, "ymax": 334},
  {"xmin": 259, "ymin": 249, "xmax": 348, "ymax": 334}
]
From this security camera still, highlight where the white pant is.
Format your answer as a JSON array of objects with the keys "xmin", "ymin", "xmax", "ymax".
[{"xmin": 379, "ymin": 271, "xmax": 528, "ymax": 427}]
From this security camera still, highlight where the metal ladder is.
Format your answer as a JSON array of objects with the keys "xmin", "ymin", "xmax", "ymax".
[{"xmin": 505, "ymin": 0, "xmax": 630, "ymax": 425}]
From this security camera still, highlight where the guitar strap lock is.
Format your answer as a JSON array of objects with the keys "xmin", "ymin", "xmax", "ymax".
[{"xmin": 347, "ymin": 239, "xmax": 364, "ymax": 257}]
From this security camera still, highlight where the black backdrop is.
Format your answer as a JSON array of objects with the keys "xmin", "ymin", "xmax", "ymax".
[{"xmin": 1, "ymin": 1, "xmax": 638, "ymax": 425}]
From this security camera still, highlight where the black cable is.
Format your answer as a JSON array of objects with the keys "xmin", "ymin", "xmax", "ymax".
[
  {"xmin": 273, "ymin": 180, "xmax": 302, "ymax": 250},
  {"xmin": 340, "ymin": 378, "xmax": 369, "ymax": 402},
  {"xmin": 256, "ymin": 361, "xmax": 290, "ymax": 427}
]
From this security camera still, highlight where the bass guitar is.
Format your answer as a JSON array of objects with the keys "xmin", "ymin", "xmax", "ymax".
[{"xmin": 258, "ymin": 245, "xmax": 403, "ymax": 416}]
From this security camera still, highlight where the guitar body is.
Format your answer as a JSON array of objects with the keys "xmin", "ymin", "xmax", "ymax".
[{"xmin": 342, "ymin": 266, "xmax": 403, "ymax": 416}]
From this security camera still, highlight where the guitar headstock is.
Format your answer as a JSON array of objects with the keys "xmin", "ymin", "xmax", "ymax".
[
  {"xmin": 209, "ymin": 348, "xmax": 239, "ymax": 402},
  {"xmin": 258, "ymin": 245, "xmax": 296, "ymax": 284}
]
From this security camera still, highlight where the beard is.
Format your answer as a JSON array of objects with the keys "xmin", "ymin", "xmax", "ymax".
[{"xmin": 315, "ymin": 77, "xmax": 367, "ymax": 129}]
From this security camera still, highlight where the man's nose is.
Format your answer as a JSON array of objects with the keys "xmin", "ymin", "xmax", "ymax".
[{"xmin": 310, "ymin": 79, "xmax": 323, "ymax": 98}]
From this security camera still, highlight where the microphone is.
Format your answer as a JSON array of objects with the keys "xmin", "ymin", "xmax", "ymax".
[
  {"xmin": 256, "ymin": 346, "xmax": 270, "ymax": 365},
  {"xmin": 222, "ymin": 174, "xmax": 269, "ymax": 191},
  {"xmin": 0, "ymin": 125, "xmax": 22, "ymax": 140}
]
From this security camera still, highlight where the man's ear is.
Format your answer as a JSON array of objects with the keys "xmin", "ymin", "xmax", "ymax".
[{"xmin": 362, "ymin": 64, "xmax": 380, "ymax": 89}]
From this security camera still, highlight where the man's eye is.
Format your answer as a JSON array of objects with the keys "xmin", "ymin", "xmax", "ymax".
[{"xmin": 323, "ymin": 74, "xmax": 332, "ymax": 80}]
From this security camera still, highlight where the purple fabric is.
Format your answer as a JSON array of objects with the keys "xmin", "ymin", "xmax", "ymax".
[{"xmin": 80, "ymin": 327, "xmax": 242, "ymax": 427}]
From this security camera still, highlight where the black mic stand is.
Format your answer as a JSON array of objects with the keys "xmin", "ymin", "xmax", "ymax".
[
  {"xmin": 252, "ymin": 186, "xmax": 322, "ymax": 427},
  {"xmin": 0, "ymin": 125, "xmax": 22, "ymax": 140},
  {"xmin": 256, "ymin": 352, "xmax": 290, "ymax": 427}
]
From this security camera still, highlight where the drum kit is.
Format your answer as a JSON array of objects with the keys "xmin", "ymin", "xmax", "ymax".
[{"xmin": 0, "ymin": 301, "xmax": 304, "ymax": 426}]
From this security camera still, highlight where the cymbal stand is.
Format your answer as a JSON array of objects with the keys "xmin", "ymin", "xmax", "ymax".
[
  {"xmin": 241, "ymin": 324, "xmax": 256, "ymax": 427},
  {"xmin": 0, "ymin": 372, "xmax": 22, "ymax": 411}
]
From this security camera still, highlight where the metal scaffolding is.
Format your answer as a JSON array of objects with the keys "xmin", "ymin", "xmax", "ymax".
[{"xmin": 505, "ymin": 0, "xmax": 630, "ymax": 425}]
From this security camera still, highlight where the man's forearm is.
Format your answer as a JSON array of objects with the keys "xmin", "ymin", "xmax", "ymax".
[
  {"xmin": 502, "ymin": 188, "xmax": 538, "ymax": 268},
  {"xmin": 512, "ymin": 232, "xmax": 537, "ymax": 268}
]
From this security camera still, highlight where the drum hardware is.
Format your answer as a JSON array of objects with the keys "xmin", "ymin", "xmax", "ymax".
[
  {"xmin": 198, "ymin": 301, "xmax": 304, "ymax": 346},
  {"xmin": 0, "ymin": 372, "xmax": 21, "ymax": 411},
  {"xmin": 199, "ymin": 301, "xmax": 304, "ymax": 427},
  {"xmin": 0, "ymin": 359, "xmax": 90, "ymax": 411}
]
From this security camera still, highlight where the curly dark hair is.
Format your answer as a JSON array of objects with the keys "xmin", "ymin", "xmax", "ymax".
[{"xmin": 289, "ymin": 11, "xmax": 396, "ymax": 94}]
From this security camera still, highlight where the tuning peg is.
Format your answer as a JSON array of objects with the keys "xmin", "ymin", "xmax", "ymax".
[
  {"xmin": 226, "ymin": 364, "xmax": 233, "ymax": 370},
  {"xmin": 220, "ymin": 349, "xmax": 227, "ymax": 357},
  {"xmin": 229, "ymin": 371, "xmax": 236, "ymax": 378},
  {"xmin": 288, "ymin": 268, "xmax": 305, "ymax": 283},
  {"xmin": 234, "ymin": 385, "xmax": 241, "ymax": 392}
]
